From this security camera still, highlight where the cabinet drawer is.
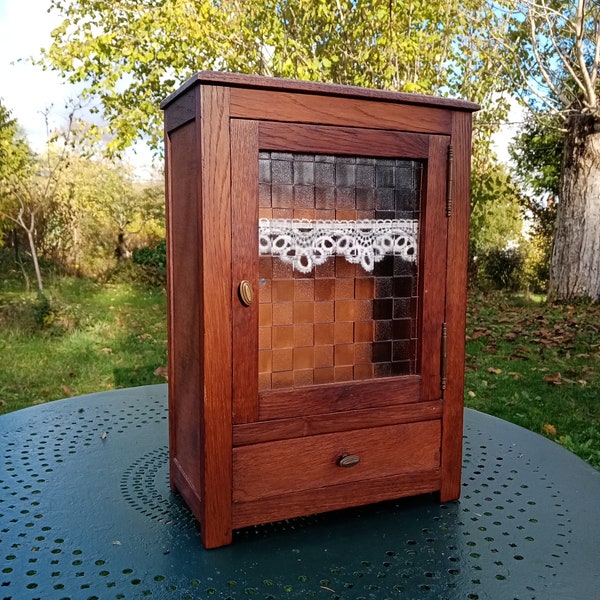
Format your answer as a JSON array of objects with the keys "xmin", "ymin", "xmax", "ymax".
[{"xmin": 233, "ymin": 420, "xmax": 441, "ymax": 502}]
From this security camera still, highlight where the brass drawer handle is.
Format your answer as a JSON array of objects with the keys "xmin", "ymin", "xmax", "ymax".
[
  {"xmin": 238, "ymin": 280, "xmax": 254, "ymax": 306},
  {"xmin": 337, "ymin": 454, "xmax": 360, "ymax": 468}
]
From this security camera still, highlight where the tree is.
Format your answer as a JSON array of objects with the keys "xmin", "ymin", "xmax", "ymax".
[
  {"xmin": 0, "ymin": 101, "xmax": 43, "ymax": 290},
  {"xmin": 495, "ymin": 0, "xmax": 600, "ymax": 301},
  {"xmin": 468, "ymin": 161, "xmax": 527, "ymax": 288},
  {"xmin": 0, "ymin": 101, "xmax": 34, "ymax": 244},
  {"xmin": 2, "ymin": 96, "xmax": 166, "ymax": 285},
  {"xmin": 37, "ymin": 155, "xmax": 165, "ymax": 275},
  {"xmin": 41, "ymin": 0, "xmax": 511, "ymax": 154},
  {"xmin": 2, "ymin": 103, "xmax": 102, "ymax": 286},
  {"xmin": 509, "ymin": 114, "xmax": 563, "ymax": 290},
  {"xmin": 470, "ymin": 161, "xmax": 524, "ymax": 254},
  {"xmin": 0, "ymin": 102, "xmax": 30, "ymax": 184},
  {"xmin": 75, "ymin": 164, "xmax": 165, "ymax": 266}
]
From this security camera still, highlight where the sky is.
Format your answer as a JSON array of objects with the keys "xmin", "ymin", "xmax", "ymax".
[
  {"xmin": 0, "ymin": 0, "xmax": 156, "ymax": 178},
  {"xmin": 0, "ymin": 0, "xmax": 67, "ymax": 150},
  {"xmin": 0, "ymin": 0, "xmax": 516, "ymax": 168}
]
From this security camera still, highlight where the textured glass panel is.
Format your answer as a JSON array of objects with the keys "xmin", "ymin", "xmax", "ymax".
[{"xmin": 258, "ymin": 152, "xmax": 422, "ymax": 391}]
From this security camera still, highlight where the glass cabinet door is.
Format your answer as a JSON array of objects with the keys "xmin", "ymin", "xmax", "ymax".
[
  {"xmin": 257, "ymin": 151, "xmax": 420, "ymax": 388},
  {"xmin": 232, "ymin": 121, "xmax": 449, "ymax": 423}
]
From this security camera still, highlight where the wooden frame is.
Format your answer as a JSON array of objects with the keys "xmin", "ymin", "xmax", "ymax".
[{"xmin": 162, "ymin": 72, "xmax": 478, "ymax": 548}]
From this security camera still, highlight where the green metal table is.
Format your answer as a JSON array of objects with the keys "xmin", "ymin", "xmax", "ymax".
[{"xmin": 1, "ymin": 384, "xmax": 599, "ymax": 599}]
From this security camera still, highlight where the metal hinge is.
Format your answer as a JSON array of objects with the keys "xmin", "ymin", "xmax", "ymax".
[
  {"xmin": 441, "ymin": 322, "xmax": 448, "ymax": 391},
  {"xmin": 446, "ymin": 145, "xmax": 454, "ymax": 217}
]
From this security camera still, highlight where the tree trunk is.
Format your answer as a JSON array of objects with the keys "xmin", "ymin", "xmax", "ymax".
[
  {"xmin": 115, "ymin": 231, "xmax": 132, "ymax": 261},
  {"xmin": 549, "ymin": 113, "xmax": 600, "ymax": 301},
  {"xmin": 12, "ymin": 229, "xmax": 31, "ymax": 292},
  {"xmin": 25, "ymin": 227, "xmax": 44, "ymax": 295}
]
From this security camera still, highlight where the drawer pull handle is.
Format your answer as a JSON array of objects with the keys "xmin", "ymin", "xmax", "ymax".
[{"xmin": 337, "ymin": 454, "xmax": 360, "ymax": 468}]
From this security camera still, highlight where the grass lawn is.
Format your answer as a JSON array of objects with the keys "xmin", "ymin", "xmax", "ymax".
[
  {"xmin": 0, "ymin": 276, "xmax": 168, "ymax": 413},
  {"xmin": 1, "ymin": 275, "xmax": 598, "ymax": 470},
  {"xmin": 464, "ymin": 291, "xmax": 600, "ymax": 470}
]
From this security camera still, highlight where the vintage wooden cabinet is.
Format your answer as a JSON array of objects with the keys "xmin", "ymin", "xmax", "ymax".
[{"xmin": 161, "ymin": 72, "xmax": 478, "ymax": 548}]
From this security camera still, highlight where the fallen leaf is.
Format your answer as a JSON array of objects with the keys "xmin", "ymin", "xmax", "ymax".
[
  {"xmin": 543, "ymin": 373, "xmax": 562, "ymax": 385},
  {"xmin": 503, "ymin": 332, "xmax": 518, "ymax": 340},
  {"xmin": 99, "ymin": 347, "xmax": 113, "ymax": 354},
  {"xmin": 154, "ymin": 366, "xmax": 169, "ymax": 380},
  {"xmin": 542, "ymin": 423, "xmax": 557, "ymax": 436},
  {"xmin": 467, "ymin": 391, "xmax": 476, "ymax": 398},
  {"xmin": 62, "ymin": 385, "xmax": 73, "ymax": 397},
  {"xmin": 471, "ymin": 328, "xmax": 492, "ymax": 340},
  {"xmin": 138, "ymin": 333, "xmax": 153, "ymax": 340},
  {"xmin": 508, "ymin": 347, "xmax": 530, "ymax": 361},
  {"xmin": 487, "ymin": 367, "xmax": 502, "ymax": 375}
]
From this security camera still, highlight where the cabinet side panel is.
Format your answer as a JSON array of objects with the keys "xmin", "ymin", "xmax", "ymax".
[
  {"xmin": 165, "ymin": 117, "xmax": 203, "ymax": 506},
  {"xmin": 164, "ymin": 90, "xmax": 196, "ymax": 132},
  {"xmin": 440, "ymin": 112, "xmax": 472, "ymax": 502}
]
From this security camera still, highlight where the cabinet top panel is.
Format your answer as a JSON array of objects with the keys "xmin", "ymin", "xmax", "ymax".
[{"xmin": 160, "ymin": 70, "xmax": 480, "ymax": 113}]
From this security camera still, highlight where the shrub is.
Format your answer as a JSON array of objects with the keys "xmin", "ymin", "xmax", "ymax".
[
  {"xmin": 133, "ymin": 240, "xmax": 166, "ymax": 269},
  {"xmin": 523, "ymin": 234, "xmax": 551, "ymax": 293},
  {"xmin": 481, "ymin": 247, "xmax": 525, "ymax": 291},
  {"xmin": 100, "ymin": 240, "xmax": 168, "ymax": 287},
  {"xmin": 33, "ymin": 292, "xmax": 54, "ymax": 327}
]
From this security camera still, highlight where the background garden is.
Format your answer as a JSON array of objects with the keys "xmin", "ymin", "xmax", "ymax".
[{"xmin": 1, "ymin": 1, "xmax": 599, "ymax": 470}]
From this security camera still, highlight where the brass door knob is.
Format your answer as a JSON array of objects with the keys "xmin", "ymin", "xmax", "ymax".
[
  {"xmin": 337, "ymin": 454, "xmax": 360, "ymax": 468},
  {"xmin": 238, "ymin": 280, "xmax": 254, "ymax": 306}
]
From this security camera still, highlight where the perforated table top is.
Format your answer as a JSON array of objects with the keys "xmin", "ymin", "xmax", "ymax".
[{"xmin": 1, "ymin": 384, "xmax": 599, "ymax": 600}]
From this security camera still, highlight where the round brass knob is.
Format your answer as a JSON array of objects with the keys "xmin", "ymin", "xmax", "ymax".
[
  {"xmin": 238, "ymin": 280, "xmax": 254, "ymax": 307},
  {"xmin": 337, "ymin": 454, "xmax": 360, "ymax": 468}
]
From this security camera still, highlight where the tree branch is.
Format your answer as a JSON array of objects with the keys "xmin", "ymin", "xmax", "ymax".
[
  {"xmin": 527, "ymin": 11, "xmax": 577, "ymax": 106},
  {"xmin": 590, "ymin": 10, "xmax": 600, "ymax": 88},
  {"xmin": 574, "ymin": 0, "xmax": 598, "ymax": 108},
  {"xmin": 487, "ymin": 24, "xmax": 566, "ymax": 114}
]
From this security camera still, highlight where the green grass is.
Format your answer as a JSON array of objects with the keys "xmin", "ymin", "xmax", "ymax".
[
  {"xmin": 464, "ymin": 291, "xmax": 600, "ymax": 470},
  {"xmin": 0, "ymin": 276, "xmax": 168, "ymax": 414}
]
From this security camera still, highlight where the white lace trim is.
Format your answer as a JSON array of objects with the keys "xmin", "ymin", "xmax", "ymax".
[{"xmin": 258, "ymin": 218, "xmax": 418, "ymax": 273}]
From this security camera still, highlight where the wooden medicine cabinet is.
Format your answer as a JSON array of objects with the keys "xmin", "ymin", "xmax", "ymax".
[{"xmin": 161, "ymin": 72, "xmax": 478, "ymax": 548}]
